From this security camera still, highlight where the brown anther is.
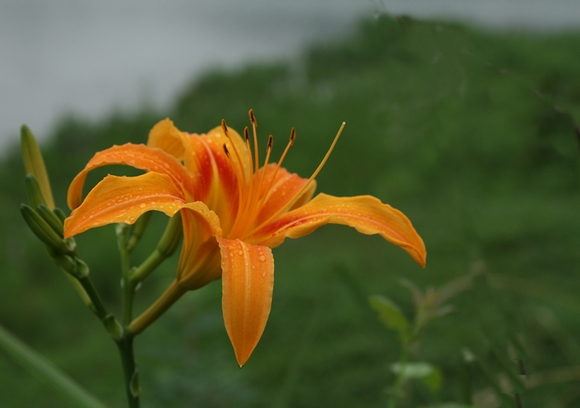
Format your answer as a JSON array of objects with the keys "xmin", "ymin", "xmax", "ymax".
[
  {"xmin": 267, "ymin": 135, "xmax": 273, "ymax": 149},
  {"xmin": 289, "ymin": 128, "xmax": 296, "ymax": 146},
  {"xmin": 248, "ymin": 109, "xmax": 257, "ymax": 126},
  {"xmin": 221, "ymin": 119, "xmax": 229, "ymax": 137},
  {"xmin": 223, "ymin": 143, "xmax": 230, "ymax": 157},
  {"xmin": 243, "ymin": 126, "xmax": 250, "ymax": 142}
]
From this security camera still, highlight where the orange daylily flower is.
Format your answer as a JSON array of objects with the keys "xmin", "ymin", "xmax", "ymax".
[{"xmin": 64, "ymin": 111, "xmax": 426, "ymax": 366}]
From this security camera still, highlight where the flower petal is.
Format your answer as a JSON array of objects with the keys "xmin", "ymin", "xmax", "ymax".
[
  {"xmin": 64, "ymin": 172, "xmax": 187, "ymax": 238},
  {"xmin": 218, "ymin": 238, "xmax": 274, "ymax": 367},
  {"xmin": 175, "ymin": 202, "xmax": 223, "ymax": 290},
  {"xmin": 251, "ymin": 193, "xmax": 427, "ymax": 267},
  {"xmin": 179, "ymin": 127, "xmax": 249, "ymax": 231},
  {"xmin": 253, "ymin": 165, "xmax": 316, "ymax": 227},
  {"xmin": 67, "ymin": 143, "xmax": 191, "ymax": 209},
  {"xmin": 147, "ymin": 118, "xmax": 186, "ymax": 160},
  {"xmin": 206, "ymin": 125, "xmax": 251, "ymax": 181}
]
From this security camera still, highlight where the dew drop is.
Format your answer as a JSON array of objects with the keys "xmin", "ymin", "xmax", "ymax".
[
  {"xmin": 258, "ymin": 255, "xmax": 266, "ymax": 262},
  {"xmin": 237, "ymin": 250, "xmax": 243, "ymax": 256},
  {"xmin": 139, "ymin": 203, "xmax": 146, "ymax": 208}
]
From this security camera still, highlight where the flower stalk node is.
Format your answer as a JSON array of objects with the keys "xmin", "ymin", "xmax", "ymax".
[{"xmin": 103, "ymin": 314, "xmax": 124, "ymax": 341}]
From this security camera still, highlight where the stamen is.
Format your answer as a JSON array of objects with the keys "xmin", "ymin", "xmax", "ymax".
[
  {"xmin": 221, "ymin": 119, "xmax": 247, "ymax": 186},
  {"xmin": 254, "ymin": 127, "xmax": 297, "ymax": 213},
  {"xmin": 243, "ymin": 126, "xmax": 253, "ymax": 176},
  {"xmin": 249, "ymin": 109, "xmax": 257, "ymax": 127},
  {"xmin": 249, "ymin": 122, "xmax": 346, "ymax": 236},
  {"xmin": 251, "ymin": 134, "xmax": 278, "ymax": 217},
  {"xmin": 221, "ymin": 118, "xmax": 249, "ymax": 222},
  {"xmin": 280, "ymin": 128, "xmax": 295, "ymax": 165},
  {"xmin": 263, "ymin": 127, "xmax": 296, "ymax": 195},
  {"xmin": 249, "ymin": 109, "xmax": 260, "ymax": 176},
  {"xmin": 259, "ymin": 135, "xmax": 274, "ymax": 193},
  {"xmin": 221, "ymin": 119, "xmax": 229, "ymax": 137},
  {"xmin": 267, "ymin": 134, "xmax": 273, "ymax": 150},
  {"xmin": 229, "ymin": 118, "xmax": 259, "ymax": 238},
  {"xmin": 303, "ymin": 122, "xmax": 345, "ymax": 184},
  {"xmin": 289, "ymin": 127, "xmax": 296, "ymax": 146}
]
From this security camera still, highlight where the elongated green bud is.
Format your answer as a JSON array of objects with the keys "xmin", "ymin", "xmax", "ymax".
[
  {"xmin": 63, "ymin": 273, "xmax": 95, "ymax": 311},
  {"xmin": 24, "ymin": 175, "xmax": 47, "ymax": 208},
  {"xmin": 49, "ymin": 252, "xmax": 76, "ymax": 273},
  {"xmin": 46, "ymin": 247, "xmax": 89, "ymax": 279},
  {"xmin": 43, "ymin": 245, "xmax": 93, "ymax": 308},
  {"xmin": 37, "ymin": 204, "xmax": 64, "ymax": 238},
  {"xmin": 53, "ymin": 207, "xmax": 68, "ymax": 224},
  {"xmin": 21, "ymin": 125, "xmax": 54, "ymax": 209},
  {"xmin": 72, "ymin": 258, "xmax": 89, "ymax": 279},
  {"xmin": 20, "ymin": 205, "xmax": 74, "ymax": 254}
]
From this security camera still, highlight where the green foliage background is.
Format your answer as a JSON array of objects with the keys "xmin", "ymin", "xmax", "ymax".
[{"xmin": 1, "ymin": 15, "xmax": 580, "ymax": 407}]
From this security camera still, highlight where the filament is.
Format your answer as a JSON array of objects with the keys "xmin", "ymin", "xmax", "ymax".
[{"xmin": 248, "ymin": 122, "xmax": 346, "ymax": 236}]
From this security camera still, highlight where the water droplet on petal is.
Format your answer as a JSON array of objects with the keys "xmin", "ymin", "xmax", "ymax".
[
  {"xmin": 139, "ymin": 203, "xmax": 146, "ymax": 208},
  {"xmin": 237, "ymin": 250, "xmax": 243, "ymax": 256},
  {"xmin": 258, "ymin": 255, "xmax": 266, "ymax": 262}
]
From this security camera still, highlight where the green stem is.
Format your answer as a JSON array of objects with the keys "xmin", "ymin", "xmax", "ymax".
[
  {"xmin": 130, "ymin": 249, "xmax": 167, "ymax": 283},
  {"xmin": 129, "ymin": 280, "xmax": 186, "ymax": 335},
  {"xmin": 115, "ymin": 223, "xmax": 142, "ymax": 407},
  {"xmin": 130, "ymin": 213, "xmax": 183, "ymax": 284},
  {"xmin": 387, "ymin": 345, "xmax": 409, "ymax": 408},
  {"xmin": 77, "ymin": 275, "xmax": 109, "ymax": 320},
  {"xmin": 0, "ymin": 324, "xmax": 106, "ymax": 408},
  {"xmin": 115, "ymin": 334, "xmax": 140, "ymax": 408},
  {"xmin": 116, "ymin": 224, "xmax": 135, "ymax": 326}
]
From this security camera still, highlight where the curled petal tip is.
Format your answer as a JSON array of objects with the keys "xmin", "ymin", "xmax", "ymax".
[{"xmin": 416, "ymin": 251, "xmax": 427, "ymax": 268}]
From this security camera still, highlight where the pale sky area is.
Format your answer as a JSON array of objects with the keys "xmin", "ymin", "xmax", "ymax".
[{"xmin": 1, "ymin": 0, "xmax": 580, "ymax": 150}]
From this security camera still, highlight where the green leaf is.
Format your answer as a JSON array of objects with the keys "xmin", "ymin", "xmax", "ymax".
[
  {"xmin": 399, "ymin": 278, "xmax": 424, "ymax": 307},
  {"xmin": 391, "ymin": 362, "xmax": 443, "ymax": 392},
  {"xmin": 369, "ymin": 295, "xmax": 409, "ymax": 335},
  {"xmin": 0, "ymin": 324, "xmax": 105, "ymax": 408}
]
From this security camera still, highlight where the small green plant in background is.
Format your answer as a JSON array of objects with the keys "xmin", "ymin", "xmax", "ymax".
[
  {"xmin": 370, "ymin": 264, "xmax": 580, "ymax": 408},
  {"xmin": 370, "ymin": 271, "xmax": 481, "ymax": 408}
]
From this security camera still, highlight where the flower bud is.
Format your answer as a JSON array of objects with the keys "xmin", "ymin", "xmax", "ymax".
[
  {"xmin": 21, "ymin": 204, "xmax": 72, "ymax": 254},
  {"xmin": 20, "ymin": 125, "xmax": 55, "ymax": 209},
  {"xmin": 24, "ymin": 174, "xmax": 47, "ymax": 208},
  {"xmin": 36, "ymin": 204, "xmax": 64, "ymax": 238}
]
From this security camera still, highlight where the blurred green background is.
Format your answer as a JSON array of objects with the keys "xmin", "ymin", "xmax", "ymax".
[{"xmin": 2, "ymin": 14, "xmax": 580, "ymax": 407}]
